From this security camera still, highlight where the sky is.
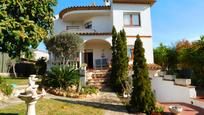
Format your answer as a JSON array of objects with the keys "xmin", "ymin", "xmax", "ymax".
[{"xmin": 37, "ymin": 0, "xmax": 204, "ymax": 50}]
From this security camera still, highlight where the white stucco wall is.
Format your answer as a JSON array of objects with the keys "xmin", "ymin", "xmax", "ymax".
[
  {"xmin": 112, "ymin": 4, "xmax": 152, "ymax": 36},
  {"xmin": 54, "ymin": 15, "xmax": 67, "ymax": 34},
  {"xmin": 82, "ymin": 35, "xmax": 112, "ymax": 44},
  {"xmin": 33, "ymin": 50, "xmax": 49, "ymax": 61},
  {"xmin": 112, "ymin": 4, "xmax": 154, "ymax": 63},
  {"xmin": 91, "ymin": 16, "xmax": 112, "ymax": 32},
  {"xmin": 54, "ymin": 13, "xmax": 112, "ymax": 34},
  {"xmin": 127, "ymin": 37, "xmax": 154, "ymax": 63},
  {"xmin": 151, "ymin": 77, "xmax": 197, "ymax": 103}
]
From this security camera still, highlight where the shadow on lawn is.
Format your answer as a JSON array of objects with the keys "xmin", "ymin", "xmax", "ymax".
[
  {"xmin": 52, "ymin": 98, "xmax": 127, "ymax": 113},
  {"xmin": 0, "ymin": 113, "xmax": 18, "ymax": 115}
]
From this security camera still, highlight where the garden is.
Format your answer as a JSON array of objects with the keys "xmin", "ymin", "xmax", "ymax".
[{"xmin": 154, "ymin": 37, "xmax": 204, "ymax": 87}]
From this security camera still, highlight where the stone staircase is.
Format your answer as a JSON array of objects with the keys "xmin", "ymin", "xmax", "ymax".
[{"xmin": 87, "ymin": 70, "xmax": 110, "ymax": 89}]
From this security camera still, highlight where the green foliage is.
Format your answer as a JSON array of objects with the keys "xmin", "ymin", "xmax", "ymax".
[
  {"xmin": 154, "ymin": 43, "xmax": 170, "ymax": 70},
  {"xmin": 110, "ymin": 26, "xmax": 118, "ymax": 88},
  {"xmin": 111, "ymin": 28, "xmax": 129, "ymax": 93},
  {"xmin": 45, "ymin": 32, "xmax": 83, "ymax": 59},
  {"xmin": 155, "ymin": 36, "xmax": 204, "ymax": 86},
  {"xmin": 0, "ymin": 77, "xmax": 13, "ymax": 95},
  {"xmin": 43, "ymin": 66, "xmax": 80, "ymax": 89},
  {"xmin": 80, "ymin": 86, "xmax": 99, "ymax": 94},
  {"xmin": 0, "ymin": 83, "xmax": 13, "ymax": 95},
  {"xmin": 130, "ymin": 36, "xmax": 155, "ymax": 114},
  {"xmin": 0, "ymin": 0, "xmax": 56, "ymax": 58},
  {"xmin": 187, "ymin": 36, "xmax": 204, "ymax": 86},
  {"xmin": 0, "ymin": 77, "xmax": 4, "ymax": 84},
  {"xmin": 35, "ymin": 57, "xmax": 47, "ymax": 75},
  {"xmin": 153, "ymin": 106, "xmax": 164, "ymax": 113}
]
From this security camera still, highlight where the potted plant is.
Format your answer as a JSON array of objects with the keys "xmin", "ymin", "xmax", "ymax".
[{"xmin": 151, "ymin": 106, "xmax": 164, "ymax": 115}]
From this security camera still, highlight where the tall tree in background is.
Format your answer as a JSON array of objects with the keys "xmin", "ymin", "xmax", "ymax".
[
  {"xmin": 110, "ymin": 26, "xmax": 118, "ymax": 87},
  {"xmin": 0, "ymin": 0, "xmax": 57, "ymax": 58},
  {"xmin": 153, "ymin": 43, "xmax": 169, "ymax": 70},
  {"xmin": 130, "ymin": 35, "xmax": 155, "ymax": 114}
]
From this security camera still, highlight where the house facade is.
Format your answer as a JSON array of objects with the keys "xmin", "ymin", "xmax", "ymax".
[{"xmin": 53, "ymin": 0, "xmax": 155, "ymax": 69}]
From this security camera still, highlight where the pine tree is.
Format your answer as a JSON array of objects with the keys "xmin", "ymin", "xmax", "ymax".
[
  {"xmin": 130, "ymin": 35, "xmax": 155, "ymax": 114},
  {"xmin": 111, "ymin": 26, "xmax": 118, "ymax": 87}
]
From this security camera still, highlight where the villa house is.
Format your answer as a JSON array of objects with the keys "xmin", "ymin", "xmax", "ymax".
[{"xmin": 53, "ymin": 0, "xmax": 155, "ymax": 70}]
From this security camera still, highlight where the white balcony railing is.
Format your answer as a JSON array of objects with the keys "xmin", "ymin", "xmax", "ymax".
[{"xmin": 66, "ymin": 26, "xmax": 96, "ymax": 33}]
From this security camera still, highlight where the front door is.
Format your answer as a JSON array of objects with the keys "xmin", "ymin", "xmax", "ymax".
[{"xmin": 84, "ymin": 52, "xmax": 93, "ymax": 69}]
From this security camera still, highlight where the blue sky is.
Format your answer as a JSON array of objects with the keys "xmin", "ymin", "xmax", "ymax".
[{"xmin": 38, "ymin": 0, "xmax": 204, "ymax": 50}]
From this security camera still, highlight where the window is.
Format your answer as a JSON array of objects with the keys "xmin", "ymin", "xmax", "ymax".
[
  {"xmin": 124, "ymin": 13, "xmax": 140, "ymax": 26},
  {"xmin": 127, "ymin": 48, "xmax": 134, "ymax": 60},
  {"xmin": 84, "ymin": 21, "xmax": 92, "ymax": 29}
]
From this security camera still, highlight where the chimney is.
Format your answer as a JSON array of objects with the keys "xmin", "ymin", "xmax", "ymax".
[{"xmin": 104, "ymin": 0, "xmax": 111, "ymax": 6}]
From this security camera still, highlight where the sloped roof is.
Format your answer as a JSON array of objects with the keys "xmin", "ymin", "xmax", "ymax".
[{"xmin": 113, "ymin": 0, "xmax": 156, "ymax": 5}]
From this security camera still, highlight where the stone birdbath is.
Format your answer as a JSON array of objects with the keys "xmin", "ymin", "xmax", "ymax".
[
  {"xmin": 18, "ymin": 75, "xmax": 46, "ymax": 115},
  {"xmin": 169, "ymin": 105, "xmax": 183, "ymax": 115}
]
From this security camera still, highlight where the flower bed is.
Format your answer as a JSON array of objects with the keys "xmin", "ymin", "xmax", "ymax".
[{"xmin": 47, "ymin": 86, "xmax": 99, "ymax": 99}]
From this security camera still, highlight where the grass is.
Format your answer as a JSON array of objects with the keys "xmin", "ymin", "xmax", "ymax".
[
  {"xmin": 0, "ymin": 99, "xmax": 104, "ymax": 115},
  {"xmin": 4, "ymin": 78, "xmax": 28, "ymax": 85}
]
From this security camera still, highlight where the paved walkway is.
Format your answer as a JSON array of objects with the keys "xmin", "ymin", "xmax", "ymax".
[{"xmin": 162, "ymin": 102, "xmax": 204, "ymax": 115}]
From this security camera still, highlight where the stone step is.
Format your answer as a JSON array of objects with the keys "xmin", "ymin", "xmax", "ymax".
[
  {"xmin": 88, "ymin": 80, "xmax": 107, "ymax": 83},
  {"xmin": 88, "ymin": 84, "xmax": 109, "ymax": 89},
  {"xmin": 91, "ymin": 77, "xmax": 109, "ymax": 81},
  {"xmin": 87, "ymin": 82, "xmax": 108, "ymax": 85},
  {"xmin": 92, "ymin": 74, "xmax": 109, "ymax": 78}
]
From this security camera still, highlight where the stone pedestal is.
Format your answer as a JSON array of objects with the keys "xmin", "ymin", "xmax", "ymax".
[
  {"xmin": 18, "ymin": 75, "xmax": 46, "ymax": 115},
  {"xmin": 26, "ymin": 101, "xmax": 37, "ymax": 115}
]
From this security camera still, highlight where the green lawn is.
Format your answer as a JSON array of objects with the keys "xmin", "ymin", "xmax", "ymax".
[
  {"xmin": 4, "ymin": 78, "xmax": 28, "ymax": 85},
  {"xmin": 0, "ymin": 99, "xmax": 104, "ymax": 115}
]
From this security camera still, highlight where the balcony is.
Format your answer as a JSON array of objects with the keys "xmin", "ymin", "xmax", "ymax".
[{"xmin": 66, "ymin": 26, "xmax": 96, "ymax": 33}]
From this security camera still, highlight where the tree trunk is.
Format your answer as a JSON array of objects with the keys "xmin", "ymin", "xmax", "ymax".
[{"xmin": 12, "ymin": 62, "xmax": 17, "ymax": 78}]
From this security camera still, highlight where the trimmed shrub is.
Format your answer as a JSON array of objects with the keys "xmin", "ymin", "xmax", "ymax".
[
  {"xmin": 43, "ymin": 66, "xmax": 80, "ymax": 89},
  {"xmin": 130, "ymin": 36, "xmax": 155, "ymax": 114},
  {"xmin": 80, "ymin": 86, "xmax": 99, "ymax": 94},
  {"xmin": 35, "ymin": 57, "xmax": 47, "ymax": 75}
]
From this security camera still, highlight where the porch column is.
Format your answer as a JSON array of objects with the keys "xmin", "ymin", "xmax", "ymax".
[{"xmin": 79, "ymin": 51, "xmax": 82, "ymax": 67}]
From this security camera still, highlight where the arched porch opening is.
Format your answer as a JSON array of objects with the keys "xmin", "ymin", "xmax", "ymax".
[{"xmin": 82, "ymin": 39, "xmax": 112, "ymax": 70}]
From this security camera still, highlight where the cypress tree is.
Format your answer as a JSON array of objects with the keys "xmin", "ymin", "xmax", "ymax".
[
  {"xmin": 115, "ymin": 30, "xmax": 129, "ymax": 93},
  {"xmin": 111, "ymin": 26, "xmax": 118, "ymax": 87},
  {"xmin": 130, "ymin": 35, "xmax": 155, "ymax": 114}
]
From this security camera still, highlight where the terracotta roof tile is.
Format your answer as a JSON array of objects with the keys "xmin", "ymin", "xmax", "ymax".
[
  {"xmin": 129, "ymin": 64, "xmax": 161, "ymax": 70},
  {"xmin": 113, "ymin": 0, "xmax": 156, "ymax": 5},
  {"xmin": 76, "ymin": 32, "xmax": 112, "ymax": 36}
]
